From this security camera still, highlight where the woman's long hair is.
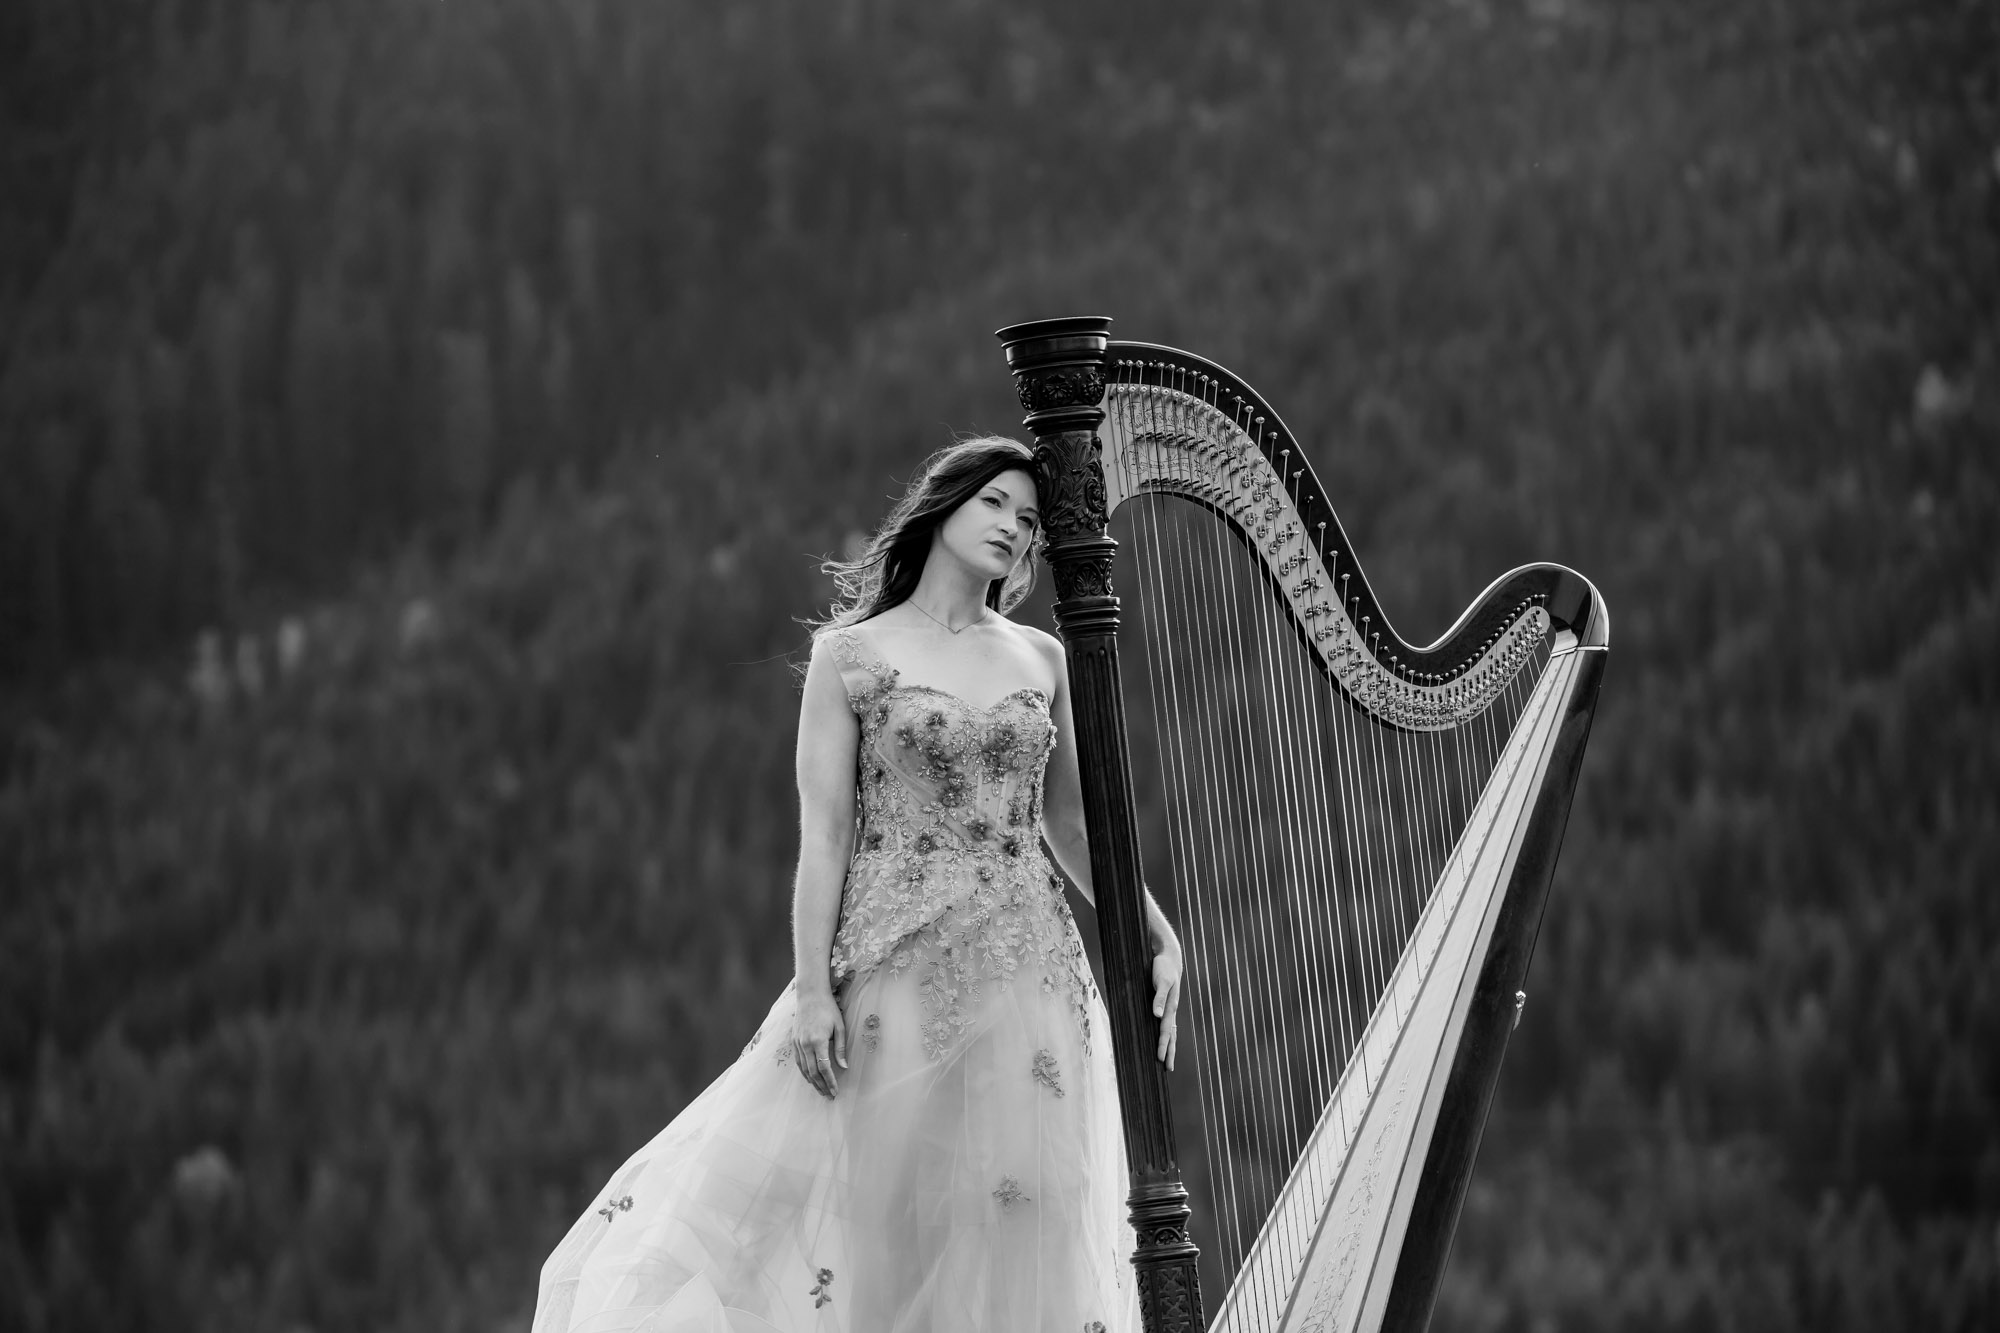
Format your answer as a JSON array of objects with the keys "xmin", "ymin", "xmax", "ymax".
[{"xmin": 815, "ymin": 436, "xmax": 1040, "ymax": 632}]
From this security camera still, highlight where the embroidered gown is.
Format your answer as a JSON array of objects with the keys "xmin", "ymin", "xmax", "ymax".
[{"xmin": 532, "ymin": 628, "xmax": 1138, "ymax": 1333}]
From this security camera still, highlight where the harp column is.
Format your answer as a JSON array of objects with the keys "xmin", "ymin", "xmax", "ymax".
[{"xmin": 997, "ymin": 317, "xmax": 1205, "ymax": 1333}]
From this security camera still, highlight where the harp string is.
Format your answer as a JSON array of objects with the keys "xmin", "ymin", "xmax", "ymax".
[
  {"xmin": 1127, "ymin": 387, "xmax": 1256, "ymax": 1285},
  {"xmin": 1260, "ymin": 412, "xmax": 1351, "ymax": 1212},
  {"xmin": 1256, "ymin": 420, "xmax": 1352, "ymax": 1304},
  {"xmin": 1238, "ymin": 410, "xmax": 1322, "ymax": 1318},
  {"xmin": 1261, "ymin": 419, "xmax": 1347, "ymax": 1271},
  {"xmin": 1163, "ymin": 394, "xmax": 1253, "ymax": 1285},
  {"xmin": 1174, "ymin": 425, "xmax": 1265, "ymax": 1283},
  {"xmin": 1228, "ymin": 392, "xmax": 1317, "ymax": 1262},
  {"xmin": 1193, "ymin": 379, "xmax": 1300, "ymax": 1300},
  {"xmin": 1195, "ymin": 379, "xmax": 1303, "ymax": 1303},
  {"xmin": 1240, "ymin": 405, "xmax": 1334, "ymax": 1309}
]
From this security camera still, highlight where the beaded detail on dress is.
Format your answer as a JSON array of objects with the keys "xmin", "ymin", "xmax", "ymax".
[
  {"xmin": 529, "ymin": 626, "xmax": 1139, "ymax": 1333},
  {"xmin": 822, "ymin": 628, "xmax": 1095, "ymax": 1059}
]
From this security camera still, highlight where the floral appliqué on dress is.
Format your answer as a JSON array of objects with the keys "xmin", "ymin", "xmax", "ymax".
[
  {"xmin": 993, "ymin": 1176, "xmax": 1031, "ymax": 1211},
  {"xmin": 819, "ymin": 629, "xmax": 1095, "ymax": 1061},
  {"xmin": 1031, "ymin": 1048, "xmax": 1065, "ymax": 1097}
]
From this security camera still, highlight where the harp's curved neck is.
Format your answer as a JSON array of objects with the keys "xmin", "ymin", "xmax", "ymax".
[{"xmin": 1108, "ymin": 340, "xmax": 1609, "ymax": 664}]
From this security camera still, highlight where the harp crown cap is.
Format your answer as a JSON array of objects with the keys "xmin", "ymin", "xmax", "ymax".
[{"xmin": 994, "ymin": 315, "xmax": 1112, "ymax": 371}]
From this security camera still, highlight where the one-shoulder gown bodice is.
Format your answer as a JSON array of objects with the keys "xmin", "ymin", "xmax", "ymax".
[{"xmin": 531, "ymin": 627, "xmax": 1136, "ymax": 1333}]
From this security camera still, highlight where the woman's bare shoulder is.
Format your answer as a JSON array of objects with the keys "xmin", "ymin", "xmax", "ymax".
[
  {"xmin": 992, "ymin": 617, "xmax": 1065, "ymax": 689},
  {"xmin": 1001, "ymin": 619, "xmax": 1060, "ymax": 654}
]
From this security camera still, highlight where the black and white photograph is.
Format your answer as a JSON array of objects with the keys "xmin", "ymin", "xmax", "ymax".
[{"xmin": 2, "ymin": 2, "xmax": 1993, "ymax": 1330}]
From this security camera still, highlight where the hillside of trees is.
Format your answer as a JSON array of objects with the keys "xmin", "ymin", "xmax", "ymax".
[
  {"xmin": 3, "ymin": 1, "xmax": 1995, "ymax": 1330},
  {"xmin": 2, "ymin": 0, "xmax": 1348, "ymax": 677}
]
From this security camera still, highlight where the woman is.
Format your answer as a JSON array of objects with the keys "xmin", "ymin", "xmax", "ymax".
[{"xmin": 532, "ymin": 436, "xmax": 1186, "ymax": 1332}]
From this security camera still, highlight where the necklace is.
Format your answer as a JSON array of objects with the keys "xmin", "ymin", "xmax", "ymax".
[{"xmin": 909, "ymin": 599, "xmax": 987, "ymax": 635}]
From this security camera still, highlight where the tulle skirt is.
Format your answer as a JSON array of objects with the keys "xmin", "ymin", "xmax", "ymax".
[{"xmin": 531, "ymin": 926, "xmax": 1139, "ymax": 1332}]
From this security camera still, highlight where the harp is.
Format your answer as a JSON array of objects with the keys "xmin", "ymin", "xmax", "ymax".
[{"xmin": 996, "ymin": 317, "xmax": 1609, "ymax": 1333}]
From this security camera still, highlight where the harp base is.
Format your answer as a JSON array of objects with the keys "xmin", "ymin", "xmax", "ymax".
[{"xmin": 1130, "ymin": 1179, "xmax": 1204, "ymax": 1333}]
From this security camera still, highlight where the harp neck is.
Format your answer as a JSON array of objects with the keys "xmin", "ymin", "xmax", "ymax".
[{"xmin": 1107, "ymin": 341, "xmax": 1606, "ymax": 658}]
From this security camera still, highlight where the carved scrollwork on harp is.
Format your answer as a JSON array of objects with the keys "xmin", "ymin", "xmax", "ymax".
[
  {"xmin": 1016, "ymin": 364, "xmax": 1108, "ymax": 414},
  {"xmin": 1051, "ymin": 551, "xmax": 1115, "ymax": 602},
  {"xmin": 1138, "ymin": 1265, "xmax": 1200, "ymax": 1329},
  {"xmin": 1106, "ymin": 399, "xmax": 1552, "ymax": 732},
  {"xmin": 1033, "ymin": 433, "xmax": 1112, "ymax": 549}
]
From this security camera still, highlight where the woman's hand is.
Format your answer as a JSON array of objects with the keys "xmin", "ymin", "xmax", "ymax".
[
  {"xmin": 1152, "ymin": 931, "xmax": 1184, "ymax": 1071},
  {"xmin": 791, "ymin": 988, "xmax": 847, "ymax": 1099}
]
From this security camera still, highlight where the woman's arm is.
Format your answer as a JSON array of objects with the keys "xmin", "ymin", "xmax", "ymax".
[
  {"xmin": 1032, "ymin": 630, "xmax": 1186, "ymax": 1071},
  {"xmin": 790, "ymin": 635, "xmax": 860, "ymax": 1098}
]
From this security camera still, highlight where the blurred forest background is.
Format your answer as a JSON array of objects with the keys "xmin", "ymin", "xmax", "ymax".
[{"xmin": 2, "ymin": 0, "xmax": 1995, "ymax": 1329}]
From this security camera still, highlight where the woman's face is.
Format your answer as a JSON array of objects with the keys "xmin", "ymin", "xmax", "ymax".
[{"xmin": 934, "ymin": 467, "xmax": 1040, "ymax": 584}]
